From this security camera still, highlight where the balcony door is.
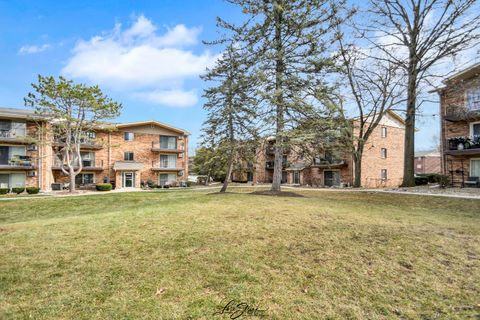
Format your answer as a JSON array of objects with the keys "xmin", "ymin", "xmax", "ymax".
[{"xmin": 0, "ymin": 146, "xmax": 8, "ymax": 165}]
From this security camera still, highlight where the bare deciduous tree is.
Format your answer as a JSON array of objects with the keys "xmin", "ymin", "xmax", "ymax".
[
  {"xmin": 364, "ymin": 0, "xmax": 480, "ymax": 186},
  {"xmin": 338, "ymin": 38, "xmax": 405, "ymax": 187}
]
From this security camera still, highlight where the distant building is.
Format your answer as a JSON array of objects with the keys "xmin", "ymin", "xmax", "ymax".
[
  {"xmin": 414, "ymin": 150, "xmax": 441, "ymax": 174},
  {"xmin": 234, "ymin": 110, "xmax": 406, "ymax": 188}
]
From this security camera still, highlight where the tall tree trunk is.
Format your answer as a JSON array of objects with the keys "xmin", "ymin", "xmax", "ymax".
[
  {"xmin": 402, "ymin": 64, "xmax": 417, "ymax": 187},
  {"xmin": 271, "ymin": 0, "xmax": 284, "ymax": 192},
  {"xmin": 221, "ymin": 159, "xmax": 233, "ymax": 193},
  {"xmin": 353, "ymin": 142, "xmax": 364, "ymax": 188},
  {"xmin": 69, "ymin": 170, "xmax": 76, "ymax": 193},
  {"xmin": 220, "ymin": 113, "xmax": 235, "ymax": 193}
]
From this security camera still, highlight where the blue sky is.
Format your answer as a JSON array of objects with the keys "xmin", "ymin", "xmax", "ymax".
[{"xmin": 0, "ymin": 0, "xmax": 456, "ymax": 154}]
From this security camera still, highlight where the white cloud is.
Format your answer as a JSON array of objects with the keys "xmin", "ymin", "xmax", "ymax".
[
  {"xmin": 18, "ymin": 44, "xmax": 51, "ymax": 55},
  {"xmin": 62, "ymin": 15, "xmax": 215, "ymax": 107},
  {"xmin": 135, "ymin": 89, "xmax": 198, "ymax": 108}
]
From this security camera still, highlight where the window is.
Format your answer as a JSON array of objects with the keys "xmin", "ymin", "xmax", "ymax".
[
  {"xmin": 381, "ymin": 169, "xmax": 388, "ymax": 180},
  {"xmin": 124, "ymin": 152, "xmax": 134, "ymax": 161},
  {"xmin": 466, "ymin": 88, "xmax": 480, "ymax": 111},
  {"xmin": 81, "ymin": 152, "xmax": 95, "ymax": 167},
  {"xmin": 471, "ymin": 159, "xmax": 480, "ymax": 177},
  {"xmin": 160, "ymin": 136, "xmax": 177, "ymax": 149},
  {"xmin": 0, "ymin": 173, "xmax": 25, "ymax": 188},
  {"xmin": 124, "ymin": 132, "xmax": 134, "ymax": 141},
  {"xmin": 75, "ymin": 173, "xmax": 95, "ymax": 185},
  {"xmin": 471, "ymin": 122, "xmax": 480, "ymax": 138},
  {"xmin": 381, "ymin": 127, "xmax": 387, "ymax": 138},
  {"xmin": 159, "ymin": 173, "xmax": 177, "ymax": 186},
  {"xmin": 417, "ymin": 164, "xmax": 422, "ymax": 169},
  {"xmin": 160, "ymin": 154, "xmax": 176, "ymax": 168},
  {"xmin": 381, "ymin": 148, "xmax": 387, "ymax": 159}
]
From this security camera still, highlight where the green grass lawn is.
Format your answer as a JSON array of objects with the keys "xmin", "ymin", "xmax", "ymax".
[{"xmin": 1, "ymin": 188, "xmax": 479, "ymax": 319}]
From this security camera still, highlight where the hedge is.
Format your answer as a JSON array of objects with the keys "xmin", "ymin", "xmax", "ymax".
[
  {"xmin": 96, "ymin": 183, "xmax": 112, "ymax": 191},
  {"xmin": 26, "ymin": 187, "xmax": 40, "ymax": 194},
  {"xmin": 12, "ymin": 187, "xmax": 25, "ymax": 194},
  {"xmin": 0, "ymin": 188, "xmax": 9, "ymax": 195}
]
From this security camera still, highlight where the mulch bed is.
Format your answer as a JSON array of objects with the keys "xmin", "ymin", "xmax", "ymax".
[{"xmin": 250, "ymin": 190, "xmax": 305, "ymax": 197}]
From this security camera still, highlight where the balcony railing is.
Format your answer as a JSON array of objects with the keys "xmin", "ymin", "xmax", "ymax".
[
  {"xmin": 0, "ymin": 129, "xmax": 28, "ymax": 141},
  {"xmin": 265, "ymin": 160, "xmax": 289, "ymax": 169},
  {"xmin": 53, "ymin": 137, "xmax": 103, "ymax": 149},
  {"xmin": 52, "ymin": 159, "xmax": 104, "ymax": 170},
  {"xmin": 151, "ymin": 142, "xmax": 184, "ymax": 153},
  {"xmin": 446, "ymin": 136, "xmax": 480, "ymax": 155},
  {"xmin": 0, "ymin": 155, "xmax": 34, "ymax": 169},
  {"xmin": 150, "ymin": 160, "xmax": 183, "ymax": 172},
  {"xmin": 445, "ymin": 105, "xmax": 480, "ymax": 122}
]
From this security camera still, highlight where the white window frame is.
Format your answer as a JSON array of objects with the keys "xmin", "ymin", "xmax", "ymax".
[
  {"xmin": 470, "ymin": 158, "xmax": 480, "ymax": 177},
  {"xmin": 381, "ymin": 127, "xmax": 387, "ymax": 138},
  {"xmin": 466, "ymin": 87, "xmax": 480, "ymax": 111},
  {"xmin": 381, "ymin": 148, "xmax": 387, "ymax": 159},
  {"xmin": 124, "ymin": 151, "xmax": 134, "ymax": 161},
  {"xmin": 470, "ymin": 121, "xmax": 480, "ymax": 138},
  {"xmin": 124, "ymin": 132, "xmax": 134, "ymax": 141}
]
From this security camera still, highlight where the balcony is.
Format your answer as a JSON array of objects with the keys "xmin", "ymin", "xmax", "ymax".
[
  {"xmin": 52, "ymin": 159, "xmax": 104, "ymax": 171},
  {"xmin": 151, "ymin": 142, "xmax": 184, "ymax": 153},
  {"xmin": 265, "ymin": 144, "xmax": 290, "ymax": 156},
  {"xmin": 150, "ymin": 160, "xmax": 184, "ymax": 173},
  {"xmin": 0, "ymin": 156, "xmax": 35, "ymax": 170},
  {"xmin": 446, "ymin": 136, "xmax": 480, "ymax": 156},
  {"xmin": 0, "ymin": 129, "xmax": 29, "ymax": 144},
  {"xmin": 53, "ymin": 137, "xmax": 103, "ymax": 150},
  {"xmin": 312, "ymin": 158, "xmax": 347, "ymax": 168},
  {"xmin": 265, "ymin": 160, "xmax": 289, "ymax": 169},
  {"xmin": 445, "ymin": 105, "xmax": 480, "ymax": 122}
]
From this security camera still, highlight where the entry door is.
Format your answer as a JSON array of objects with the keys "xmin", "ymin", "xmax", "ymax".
[
  {"xmin": 324, "ymin": 171, "xmax": 340, "ymax": 187},
  {"xmin": 293, "ymin": 171, "xmax": 300, "ymax": 184},
  {"xmin": 123, "ymin": 172, "xmax": 135, "ymax": 188}
]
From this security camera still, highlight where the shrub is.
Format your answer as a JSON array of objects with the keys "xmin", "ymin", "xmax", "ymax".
[
  {"xmin": 96, "ymin": 183, "xmax": 112, "ymax": 191},
  {"xmin": 155, "ymin": 184, "xmax": 162, "ymax": 189},
  {"xmin": 414, "ymin": 176, "xmax": 429, "ymax": 186},
  {"xmin": 163, "ymin": 185, "xmax": 170, "ymax": 189},
  {"xmin": 146, "ymin": 180, "xmax": 155, "ymax": 188},
  {"xmin": 168, "ymin": 180, "xmax": 178, "ymax": 187},
  {"xmin": 26, "ymin": 187, "xmax": 40, "ymax": 194},
  {"xmin": 12, "ymin": 187, "xmax": 25, "ymax": 194},
  {"xmin": 186, "ymin": 181, "xmax": 192, "ymax": 187},
  {"xmin": 434, "ymin": 175, "xmax": 450, "ymax": 189},
  {"xmin": 0, "ymin": 188, "xmax": 9, "ymax": 195}
]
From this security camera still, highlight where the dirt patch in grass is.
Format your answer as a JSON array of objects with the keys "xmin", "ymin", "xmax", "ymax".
[{"xmin": 250, "ymin": 190, "xmax": 305, "ymax": 197}]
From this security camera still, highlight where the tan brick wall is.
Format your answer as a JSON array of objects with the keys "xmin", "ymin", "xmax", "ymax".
[
  {"xmin": 357, "ymin": 124, "xmax": 405, "ymax": 188},
  {"xmin": 249, "ymin": 116, "xmax": 404, "ymax": 188}
]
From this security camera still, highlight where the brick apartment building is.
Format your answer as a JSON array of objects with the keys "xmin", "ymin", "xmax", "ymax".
[
  {"xmin": 414, "ymin": 150, "xmax": 441, "ymax": 175},
  {"xmin": 437, "ymin": 63, "xmax": 480, "ymax": 187},
  {"xmin": 234, "ymin": 110, "xmax": 405, "ymax": 188},
  {"xmin": 0, "ymin": 107, "xmax": 189, "ymax": 191}
]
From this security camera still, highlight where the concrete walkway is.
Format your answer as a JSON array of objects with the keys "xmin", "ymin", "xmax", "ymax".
[{"xmin": 1, "ymin": 184, "xmax": 479, "ymax": 201}]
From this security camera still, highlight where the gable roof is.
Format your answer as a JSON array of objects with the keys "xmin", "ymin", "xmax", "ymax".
[
  {"xmin": 443, "ymin": 62, "xmax": 480, "ymax": 84},
  {"xmin": 115, "ymin": 120, "xmax": 190, "ymax": 135}
]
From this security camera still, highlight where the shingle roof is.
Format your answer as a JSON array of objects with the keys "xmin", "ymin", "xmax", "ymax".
[{"xmin": 0, "ymin": 107, "xmax": 43, "ymax": 120}]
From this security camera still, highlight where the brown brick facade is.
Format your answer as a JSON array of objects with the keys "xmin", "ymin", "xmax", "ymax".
[
  {"xmin": 236, "ymin": 112, "xmax": 405, "ymax": 188},
  {"xmin": 0, "ymin": 110, "xmax": 189, "ymax": 191},
  {"xmin": 438, "ymin": 64, "xmax": 480, "ymax": 187}
]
